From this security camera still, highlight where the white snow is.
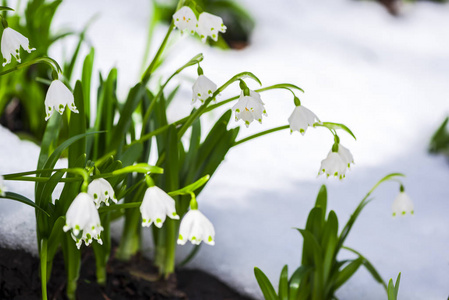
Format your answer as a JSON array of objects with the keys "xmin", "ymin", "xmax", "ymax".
[{"xmin": 1, "ymin": 0, "xmax": 449, "ymax": 299}]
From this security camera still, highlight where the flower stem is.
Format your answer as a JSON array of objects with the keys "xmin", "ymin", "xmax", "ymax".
[
  {"xmin": 0, "ymin": 57, "xmax": 61, "ymax": 77},
  {"xmin": 40, "ymin": 238, "xmax": 48, "ymax": 300},
  {"xmin": 233, "ymin": 125, "xmax": 290, "ymax": 147}
]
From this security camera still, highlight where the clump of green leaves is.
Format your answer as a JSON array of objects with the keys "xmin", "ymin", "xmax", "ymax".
[
  {"xmin": 387, "ymin": 273, "xmax": 401, "ymax": 300},
  {"xmin": 254, "ymin": 174, "xmax": 405, "ymax": 300}
]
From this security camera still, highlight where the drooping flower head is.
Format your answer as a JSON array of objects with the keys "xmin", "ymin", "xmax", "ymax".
[
  {"xmin": 63, "ymin": 193, "xmax": 103, "ymax": 249},
  {"xmin": 87, "ymin": 178, "xmax": 117, "ymax": 208},
  {"xmin": 0, "ymin": 175, "xmax": 7, "ymax": 197},
  {"xmin": 392, "ymin": 190, "xmax": 414, "ymax": 216},
  {"xmin": 140, "ymin": 186, "xmax": 180, "ymax": 228},
  {"xmin": 177, "ymin": 209, "xmax": 215, "ymax": 246},
  {"xmin": 196, "ymin": 12, "xmax": 227, "ymax": 43},
  {"xmin": 192, "ymin": 74, "xmax": 217, "ymax": 104},
  {"xmin": 173, "ymin": 6, "xmax": 197, "ymax": 34},
  {"xmin": 1, "ymin": 27, "xmax": 35, "ymax": 67},
  {"xmin": 335, "ymin": 143, "xmax": 354, "ymax": 169},
  {"xmin": 44, "ymin": 79, "xmax": 79, "ymax": 121},
  {"xmin": 318, "ymin": 152, "xmax": 347, "ymax": 180},
  {"xmin": 232, "ymin": 90, "xmax": 267, "ymax": 127},
  {"xmin": 288, "ymin": 105, "xmax": 319, "ymax": 135}
]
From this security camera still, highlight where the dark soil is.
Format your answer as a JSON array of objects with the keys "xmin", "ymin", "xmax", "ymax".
[{"xmin": 0, "ymin": 246, "xmax": 254, "ymax": 300}]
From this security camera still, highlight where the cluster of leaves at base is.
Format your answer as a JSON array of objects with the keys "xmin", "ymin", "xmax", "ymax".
[
  {"xmin": 429, "ymin": 117, "xmax": 449, "ymax": 158},
  {"xmin": 254, "ymin": 185, "xmax": 388, "ymax": 300},
  {"xmin": 0, "ymin": 0, "xmax": 89, "ymax": 141}
]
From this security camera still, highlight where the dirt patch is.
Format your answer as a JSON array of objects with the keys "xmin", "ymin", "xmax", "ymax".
[{"xmin": 0, "ymin": 246, "xmax": 254, "ymax": 300}]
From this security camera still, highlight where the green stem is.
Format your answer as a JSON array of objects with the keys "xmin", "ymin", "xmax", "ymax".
[
  {"xmin": 233, "ymin": 125, "xmax": 290, "ymax": 147},
  {"xmin": 141, "ymin": 22, "xmax": 175, "ymax": 86},
  {"xmin": 164, "ymin": 219, "xmax": 177, "ymax": 276},
  {"xmin": 40, "ymin": 239, "xmax": 48, "ymax": 300},
  {"xmin": 0, "ymin": 56, "xmax": 61, "ymax": 77}
]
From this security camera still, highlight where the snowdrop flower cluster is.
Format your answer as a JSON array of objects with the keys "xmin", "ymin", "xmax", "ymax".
[
  {"xmin": 318, "ymin": 143, "xmax": 354, "ymax": 179},
  {"xmin": 192, "ymin": 74, "xmax": 217, "ymax": 103},
  {"xmin": 177, "ymin": 209, "xmax": 215, "ymax": 246},
  {"xmin": 1, "ymin": 27, "xmax": 35, "ymax": 66},
  {"xmin": 44, "ymin": 79, "xmax": 79, "ymax": 121},
  {"xmin": 173, "ymin": 6, "xmax": 227, "ymax": 43},
  {"xmin": 63, "ymin": 193, "xmax": 104, "ymax": 249},
  {"xmin": 0, "ymin": 175, "xmax": 6, "ymax": 197},
  {"xmin": 87, "ymin": 178, "xmax": 117, "ymax": 208},
  {"xmin": 288, "ymin": 105, "xmax": 319, "ymax": 135},
  {"xmin": 232, "ymin": 90, "xmax": 267, "ymax": 127},
  {"xmin": 392, "ymin": 189, "xmax": 414, "ymax": 216},
  {"xmin": 140, "ymin": 186, "xmax": 180, "ymax": 228}
]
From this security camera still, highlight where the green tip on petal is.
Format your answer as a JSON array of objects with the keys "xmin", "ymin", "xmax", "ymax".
[
  {"xmin": 402, "ymin": 211, "xmax": 406, "ymax": 215},
  {"xmin": 156, "ymin": 218, "xmax": 162, "ymax": 223},
  {"xmin": 208, "ymin": 236, "xmax": 213, "ymax": 242},
  {"xmin": 179, "ymin": 234, "xmax": 184, "ymax": 240},
  {"xmin": 393, "ymin": 212, "xmax": 396, "ymax": 217}
]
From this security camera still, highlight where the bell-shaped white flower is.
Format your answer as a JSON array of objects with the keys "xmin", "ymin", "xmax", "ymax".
[
  {"xmin": 173, "ymin": 6, "xmax": 197, "ymax": 35},
  {"xmin": 392, "ymin": 191, "xmax": 414, "ymax": 216},
  {"xmin": 288, "ymin": 105, "xmax": 319, "ymax": 135},
  {"xmin": 318, "ymin": 151, "xmax": 347, "ymax": 179},
  {"xmin": 196, "ymin": 12, "xmax": 227, "ymax": 43},
  {"xmin": 177, "ymin": 209, "xmax": 215, "ymax": 246},
  {"xmin": 0, "ymin": 175, "xmax": 7, "ymax": 197},
  {"xmin": 335, "ymin": 144, "xmax": 354, "ymax": 169},
  {"xmin": 63, "ymin": 193, "xmax": 103, "ymax": 249},
  {"xmin": 192, "ymin": 75, "xmax": 217, "ymax": 104},
  {"xmin": 1, "ymin": 27, "xmax": 35, "ymax": 67},
  {"xmin": 87, "ymin": 178, "xmax": 117, "ymax": 208},
  {"xmin": 232, "ymin": 90, "xmax": 267, "ymax": 127},
  {"xmin": 44, "ymin": 79, "xmax": 79, "ymax": 121},
  {"xmin": 140, "ymin": 186, "xmax": 180, "ymax": 228}
]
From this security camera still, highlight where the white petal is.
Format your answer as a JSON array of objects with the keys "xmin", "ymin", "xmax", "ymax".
[
  {"xmin": 173, "ymin": 6, "xmax": 197, "ymax": 34},
  {"xmin": 1, "ymin": 28, "xmax": 35, "ymax": 67},
  {"xmin": 44, "ymin": 80, "xmax": 78, "ymax": 121},
  {"xmin": 196, "ymin": 12, "xmax": 227, "ymax": 42},
  {"xmin": 392, "ymin": 192, "xmax": 414, "ymax": 216},
  {"xmin": 192, "ymin": 75, "xmax": 217, "ymax": 103}
]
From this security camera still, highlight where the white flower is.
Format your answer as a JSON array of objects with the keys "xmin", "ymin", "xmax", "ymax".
[
  {"xmin": 173, "ymin": 6, "xmax": 197, "ymax": 34},
  {"xmin": 140, "ymin": 186, "xmax": 180, "ymax": 228},
  {"xmin": 192, "ymin": 75, "xmax": 217, "ymax": 104},
  {"xmin": 44, "ymin": 79, "xmax": 79, "ymax": 121},
  {"xmin": 1, "ymin": 27, "xmax": 35, "ymax": 67},
  {"xmin": 232, "ymin": 90, "xmax": 267, "ymax": 127},
  {"xmin": 177, "ymin": 209, "xmax": 215, "ymax": 246},
  {"xmin": 334, "ymin": 144, "xmax": 354, "ymax": 169},
  {"xmin": 196, "ymin": 12, "xmax": 227, "ymax": 43},
  {"xmin": 87, "ymin": 178, "xmax": 117, "ymax": 208},
  {"xmin": 318, "ymin": 152, "xmax": 347, "ymax": 179},
  {"xmin": 392, "ymin": 192, "xmax": 414, "ymax": 216},
  {"xmin": 63, "ymin": 193, "xmax": 103, "ymax": 249},
  {"xmin": 288, "ymin": 105, "xmax": 319, "ymax": 135},
  {"xmin": 0, "ymin": 175, "xmax": 7, "ymax": 197}
]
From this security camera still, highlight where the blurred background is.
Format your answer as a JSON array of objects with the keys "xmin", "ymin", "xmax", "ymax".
[{"xmin": 1, "ymin": 0, "xmax": 449, "ymax": 299}]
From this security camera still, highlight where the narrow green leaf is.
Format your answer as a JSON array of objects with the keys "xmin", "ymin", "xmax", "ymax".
[
  {"xmin": 288, "ymin": 265, "xmax": 311, "ymax": 300},
  {"xmin": 254, "ymin": 267, "xmax": 278, "ymax": 300},
  {"xmin": 0, "ymin": 192, "xmax": 50, "ymax": 216},
  {"xmin": 169, "ymin": 175, "xmax": 209, "ymax": 196},
  {"xmin": 315, "ymin": 185, "xmax": 327, "ymax": 215},
  {"xmin": 334, "ymin": 258, "xmax": 363, "ymax": 289},
  {"xmin": 394, "ymin": 272, "xmax": 401, "ymax": 298},
  {"xmin": 314, "ymin": 122, "xmax": 356, "ymax": 140},
  {"xmin": 278, "ymin": 265, "xmax": 289, "ymax": 300}
]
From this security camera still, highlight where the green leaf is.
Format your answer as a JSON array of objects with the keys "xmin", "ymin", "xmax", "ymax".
[
  {"xmin": 314, "ymin": 122, "xmax": 356, "ymax": 140},
  {"xmin": 47, "ymin": 216, "xmax": 65, "ymax": 262},
  {"xmin": 288, "ymin": 265, "xmax": 311, "ymax": 300},
  {"xmin": 38, "ymin": 113, "xmax": 62, "ymax": 170},
  {"xmin": 111, "ymin": 163, "xmax": 163, "ymax": 176},
  {"xmin": 278, "ymin": 265, "xmax": 289, "ymax": 300},
  {"xmin": 334, "ymin": 258, "xmax": 363, "ymax": 289},
  {"xmin": 68, "ymin": 81, "xmax": 86, "ymax": 169},
  {"xmin": 82, "ymin": 47, "xmax": 95, "ymax": 122},
  {"xmin": 315, "ymin": 185, "xmax": 327, "ymax": 214},
  {"xmin": 394, "ymin": 272, "xmax": 401, "ymax": 298},
  {"xmin": 0, "ymin": 6, "xmax": 14, "ymax": 11},
  {"xmin": 0, "ymin": 192, "xmax": 49, "ymax": 216},
  {"xmin": 254, "ymin": 267, "xmax": 278, "ymax": 300},
  {"xmin": 169, "ymin": 175, "xmax": 210, "ymax": 196},
  {"xmin": 387, "ymin": 278, "xmax": 396, "ymax": 300}
]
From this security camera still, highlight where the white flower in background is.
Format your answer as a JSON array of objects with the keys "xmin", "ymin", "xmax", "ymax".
[
  {"xmin": 232, "ymin": 90, "xmax": 267, "ymax": 127},
  {"xmin": 140, "ymin": 186, "xmax": 180, "ymax": 228},
  {"xmin": 192, "ymin": 75, "xmax": 217, "ymax": 104},
  {"xmin": 87, "ymin": 178, "xmax": 117, "ymax": 208},
  {"xmin": 196, "ymin": 12, "xmax": 227, "ymax": 43},
  {"xmin": 177, "ymin": 209, "xmax": 215, "ymax": 246},
  {"xmin": 63, "ymin": 193, "xmax": 103, "ymax": 249},
  {"xmin": 1, "ymin": 27, "xmax": 35, "ymax": 66},
  {"xmin": 318, "ymin": 151, "xmax": 347, "ymax": 179},
  {"xmin": 173, "ymin": 6, "xmax": 197, "ymax": 34},
  {"xmin": 0, "ymin": 175, "xmax": 7, "ymax": 197},
  {"xmin": 44, "ymin": 79, "xmax": 78, "ymax": 121},
  {"xmin": 392, "ymin": 191, "xmax": 414, "ymax": 216},
  {"xmin": 334, "ymin": 143, "xmax": 354, "ymax": 169},
  {"xmin": 288, "ymin": 105, "xmax": 319, "ymax": 135}
]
